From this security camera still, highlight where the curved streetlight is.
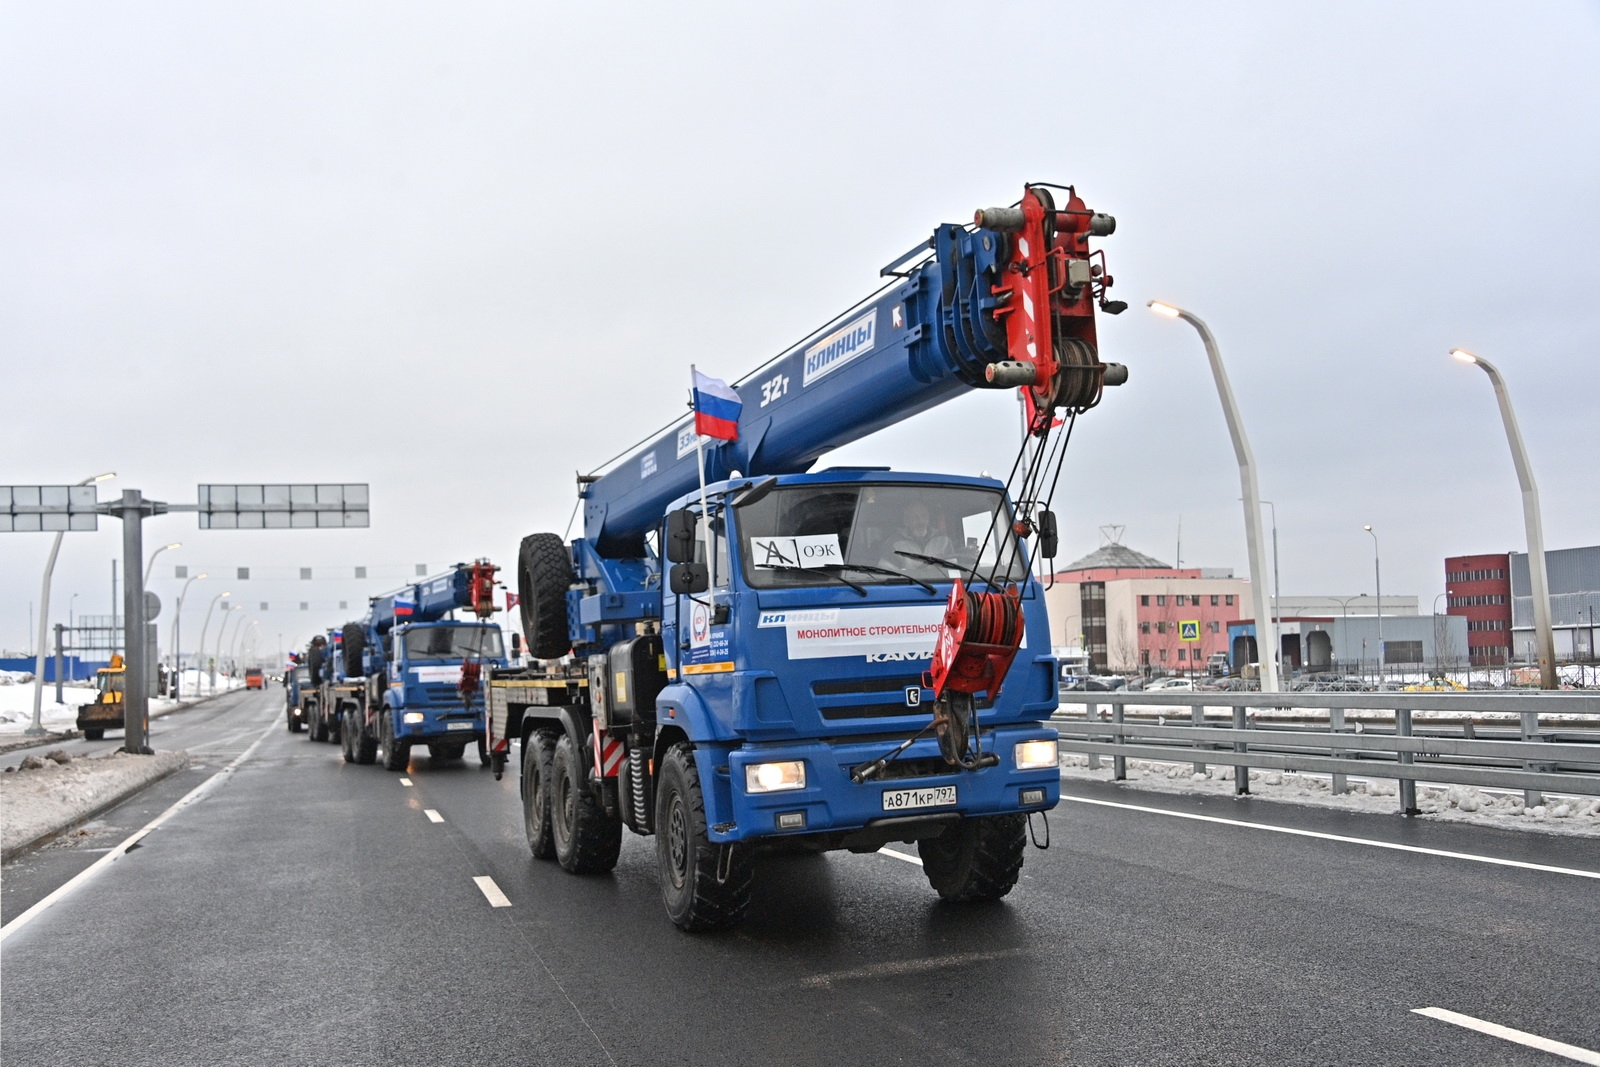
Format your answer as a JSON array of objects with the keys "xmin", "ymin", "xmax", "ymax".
[
  {"xmin": 28, "ymin": 471, "xmax": 116, "ymax": 736},
  {"xmin": 143, "ymin": 542, "xmax": 182, "ymax": 587},
  {"xmin": 171, "ymin": 572, "xmax": 208, "ymax": 694},
  {"xmin": 196, "ymin": 592, "xmax": 230, "ymax": 696},
  {"xmin": 1149, "ymin": 301, "xmax": 1278, "ymax": 692},
  {"xmin": 1363, "ymin": 525, "xmax": 1383, "ymax": 688},
  {"xmin": 1451, "ymin": 348, "xmax": 1557, "ymax": 689},
  {"xmin": 231, "ymin": 619, "xmax": 258, "ymax": 669},
  {"xmin": 215, "ymin": 607, "xmax": 244, "ymax": 686}
]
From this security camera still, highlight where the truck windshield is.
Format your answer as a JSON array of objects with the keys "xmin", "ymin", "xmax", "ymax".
[
  {"xmin": 736, "ymin": 483, "xmax": 1026, "ymax": 590},
  {"xmin": 403, "ymin": 626, "xmax": 504, "ymax": 661}
]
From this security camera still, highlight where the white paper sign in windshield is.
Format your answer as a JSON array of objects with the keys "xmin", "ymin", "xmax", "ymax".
[
  {"xmin": 413, "ymin": 665, "xmax": 463, "ymax": 684},
  {"xmin": 749, "ymin": 534, "xmax": 841, "ymax": 570}
]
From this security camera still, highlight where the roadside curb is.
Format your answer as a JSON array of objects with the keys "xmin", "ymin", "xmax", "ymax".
[
  {"xmin": 1, "ymin": 750, "xmax": 192, "ymax": 862},
  {"xmin": 0, "ymin": 686, "xmax": 248, "ymax": 756}
]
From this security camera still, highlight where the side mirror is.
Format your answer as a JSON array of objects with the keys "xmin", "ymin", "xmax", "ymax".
[
  {"xmin": 1037, "ymin": 509, "xmax": 1059, "ymax": 560},
  {"xmin": 669, "ymin": 562, "xmax": 709, "ymax": 595},
  {"xmin": 665, "ymin": 509, "xmax": 698, "ymax": 564}
]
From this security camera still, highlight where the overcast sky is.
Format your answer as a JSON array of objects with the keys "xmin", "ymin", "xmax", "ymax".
[{"xmin": 3, "ymin": 1, "xmax": 1596, "ymax": 659}]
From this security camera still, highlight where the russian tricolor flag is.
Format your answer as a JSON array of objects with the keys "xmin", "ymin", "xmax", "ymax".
[
  {"xmin": 692, "ymin": 368, "xmax": 741, "ymax": 442},
  {"xmin": 394, "ymin": 598, "xmax": 414, "ymax": 618}
]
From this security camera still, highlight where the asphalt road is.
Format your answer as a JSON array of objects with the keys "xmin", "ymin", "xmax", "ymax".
[{"xmin": 3, "ymin": 688, "xmax": 1598, "ymax": 1066}]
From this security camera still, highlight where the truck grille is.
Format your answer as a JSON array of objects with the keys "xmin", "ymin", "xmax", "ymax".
[{"xmin": 813, "ymin": 675, "xmax": 924, "ymax": 720}]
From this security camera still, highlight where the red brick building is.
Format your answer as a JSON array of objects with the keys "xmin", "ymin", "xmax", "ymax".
[{"xmin": 1445, "ymin": 552, "xmax": 1511, "ymax": 665}]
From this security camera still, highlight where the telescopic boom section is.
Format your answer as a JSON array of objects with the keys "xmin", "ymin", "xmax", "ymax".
[
  {"xmin": 580, "ymin": 182, "xmax": 1127, "ymax": 557},
  {"xmin": 367, "ymin": 559, "xmax": 501, "ymax": 632}
]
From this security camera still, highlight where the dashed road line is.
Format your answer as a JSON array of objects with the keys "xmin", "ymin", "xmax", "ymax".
[
  {"xmin": 877, "ymin": 846, "xmax": 923, "ymax": 866},
  {"xmin": 398, "ymin": 777, "xmax": 413, "ymax": 786},
  {"xmin": 1413, "ymin": 1006, "xmax": 1600, "ymax": 1064},
  {"xmin": 473, "ymin": 876, "xmax": 512, "ymax": 907},
  {"xmin": 424, "ymin": 809, "xmax": 444, "ymax": 823},
  {"xmin": 1060, "ymin": 794, "xmax": 1600, "ymax": 880}
]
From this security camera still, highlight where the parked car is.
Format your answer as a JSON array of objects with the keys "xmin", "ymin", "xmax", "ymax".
[
  {"xmin": 1143, "ymin": 678, "xmax": 1196, "ymax": 692},
  {"xmin": 1060, "ymin": 677, "xmax": 1126, "ymax": 693}
]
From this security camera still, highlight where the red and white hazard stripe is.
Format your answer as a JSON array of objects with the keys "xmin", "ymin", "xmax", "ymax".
[{"xmin": 591, "ymin": 720, "xmax": 625, "ymax": 778}]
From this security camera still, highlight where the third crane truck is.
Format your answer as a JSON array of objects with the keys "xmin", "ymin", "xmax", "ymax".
[{"xmin": 488, "ymin": 183, "xmax": 1128, "ymax": 929}]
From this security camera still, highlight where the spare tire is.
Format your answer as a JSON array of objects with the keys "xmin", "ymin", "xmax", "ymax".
[
  {"xmin": 519, "ymin": 533, "xmax": 575, "ymax": 660},
  {"xmin": 307, "ymin": 640, "xmax": 326, "ymax": 686},
  {"xmin": 341, "ymin": 623, "xmax": 367, "ymax": 678}
]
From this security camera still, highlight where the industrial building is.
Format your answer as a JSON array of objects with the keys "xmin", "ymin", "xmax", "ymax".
[{"xmin": 1446, "ymin": 545, "xmax": 1599, "ymax": 665}]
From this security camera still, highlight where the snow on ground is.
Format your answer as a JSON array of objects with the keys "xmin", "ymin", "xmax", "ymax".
[
  {"xmin": 0, "ymin": 748, "xmax": 190, "ymax": 857},
  {"xmin": 0, "ymin": 669, "xmax": 245, "ymax": 735},
  {"xmin": 1061, "ymin": 754, "xmax": 1600, "ymax": 839}
]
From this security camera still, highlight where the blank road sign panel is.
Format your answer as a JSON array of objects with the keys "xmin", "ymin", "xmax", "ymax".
[
  {"xmin": 197, "ymin": 484, "xmax": 369, "ymax": 529},
  {"xmin": 0, "ymin": 485, "xmax": 99, "ymax": 531}
]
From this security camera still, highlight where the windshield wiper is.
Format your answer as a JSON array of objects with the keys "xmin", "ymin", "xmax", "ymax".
[
  {"xmin": 893, "ymin": 550, "xmax": 986, "ymax": 586},
  {"xmin": 763, "ymin": 565, "xmax": 868, "ymax": 596},
  {"xmin": 836, "ymin": 562, "xmax": 937, "ymax": 594}
]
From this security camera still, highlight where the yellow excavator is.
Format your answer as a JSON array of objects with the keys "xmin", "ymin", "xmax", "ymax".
[{"xmin": 77, "ymin": 653, "xmax": 126, "ymax": 740}]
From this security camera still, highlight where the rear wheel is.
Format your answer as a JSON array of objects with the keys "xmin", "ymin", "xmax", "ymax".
[
  {"xmin": 378, "ymin": 711, "xmax": 409, "ymax": 772},
  {"xmin": 551, "ymin": 732, "xmax": 621, "ymax": 874},
  {"xmin": 916, "ymin": 813, "xmax": 1026, "ymax": 902},
  {"xmin": 655, "ymin": 743, "xmax": 752, "ymax": 930},
  {"xmin": 309, "ymin": 703, "xmax": 327, "ymax": 742},
  {"xmin": 518, "ymin": 533, "xmax": 575, "ymax": 660},
  {"xmin": 477, "ymin": 734, "xmax": 491, "ymax": 768},
  {"xmin": 340, "ymin": 710, "xmax": 358, "ymax": 763},
  {"xmin": 521, "ymin": 731, "xmax": 558, "ymax": 860}
]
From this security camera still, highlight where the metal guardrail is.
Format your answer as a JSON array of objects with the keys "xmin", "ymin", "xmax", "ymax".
[{"xmin": 1051, "ymin": 690, "xmax": 1600, "ymax": 815}]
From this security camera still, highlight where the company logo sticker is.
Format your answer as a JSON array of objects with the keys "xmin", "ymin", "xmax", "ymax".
[
  {"xmin": 675, "ymin": 423, "xmax": 702, "ymax": 459},
  {"xmin": 640, "ymin": 451, "xmax": 658, "ymax": 479},
  {"xmin": 802, "ymin": 311, "xmax": 877, "ymax": 386}
]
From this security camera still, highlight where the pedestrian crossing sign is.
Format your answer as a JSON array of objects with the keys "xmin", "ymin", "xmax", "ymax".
[{"xmin": 1179, "ymin": 620, "xmax": 1201, "ymax": 641}]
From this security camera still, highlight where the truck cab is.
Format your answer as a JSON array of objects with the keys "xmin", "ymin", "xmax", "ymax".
[
  {"xmin": 284, "ymin": 664, "xmax": 313, "ymax": 732},
  {"xmin": 652, "ymin": 469, "xmax": 1060, "ymax": 848},
  {"xmin": 374, "ymin": 620, "xmax": 506, "ymax": 768},
  {"xmin": 77, "ymin": 654, "xmax": 127, "ymax": 741}
]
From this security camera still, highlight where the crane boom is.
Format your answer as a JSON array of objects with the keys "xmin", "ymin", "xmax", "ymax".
[{"xmin": 582, "ymin": 184, "xmax": 1126, "ymax": 556}]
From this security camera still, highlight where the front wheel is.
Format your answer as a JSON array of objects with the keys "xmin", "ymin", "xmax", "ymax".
[
  {"xmin": 655, "ymin": 743, "xmax": 752, "ymax": 931},
  {"xmin": 83, "ymin": 728, "xmax": 104, "ymax": 741},
  {"xmin": 916, "ymin": 813, "xmax": 1026, "ymax": 902},
  {"xmin": 378, "ymin": 711, "xmax": 409, "ymax": 772},
  {"xmin": 521, "ymin": 731, "xmax": 558, "ymax": 860},
  {"xmin": 551, "ymin": 732, "xmax": 621, "ymax": 875}
]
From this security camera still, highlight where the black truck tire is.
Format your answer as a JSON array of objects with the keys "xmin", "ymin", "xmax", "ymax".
[
  {"xmin": 550, "ymin": 732, "xmax": 622, "ymax": 875},
  {"xmin": 521, "ymin": 730, "xmax": 558, "ymax": 860},
  {"xmin": 287, "ymin": 711, "xmax": 303, "ymax": 734},
  {"xmin": 340, "ymin": 709, "xmax": 358, "ymax": 763},
  {"xmin": 309, "ymin": 702, "xmax": 327, "ymax": 743},
  {"xmin": 378, "ymin": 711, "xmax": 410, "ymax": 772},
  {"xmin": 477, "ymin": 734, "xmax": 491, "ymax": 768},
  {"xmin": 307, "ymin": 644, "xmax": 325, "ymax": 687},
  {"xmin": 341, "ymin": 623, "xmax": 366, "ymax": 678},
  {"xmin": 83, "ymin": 728, "xmax": 104, "ymax": 741},
  {"xmin": 655, "ymin": 743, "xmax": 753, "ymax": 931},
  {"xmin": 916, "ymin": 813, "xmax": 1027, "ymax": 903},
  {"xmin": 518, "ymin": 533, "xmax": 575, "ymax": 661}
]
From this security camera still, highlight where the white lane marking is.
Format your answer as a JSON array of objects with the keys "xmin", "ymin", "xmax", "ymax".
[
  {"xmin": 473, "ymin": 876, "xmax": 512, "ymax": 908},
  {"xmin": 424, "ymin": 809, "xmax": 444, "ymax": 823},
  {"xmin": 877, "ymin": 846, "xmax": 923, "ymax": 866},
  {"xmin": 802, "ymin": 947, "xmax": 1028, "ymax": 988},
  {"xmin": 1, "ymin": 717, "xmax": 279, "ymax": 943},
  {"xmin": 1413, "ymin": 1007, "xmax": 1600, "ymax": 1065},
  {"xmin": 1060, "ymin": 794, "xmax": 1600, "ymax": 880},
  {"xmin": 399, "ymin": 777, "xmax": 413, "ymax": 786}
]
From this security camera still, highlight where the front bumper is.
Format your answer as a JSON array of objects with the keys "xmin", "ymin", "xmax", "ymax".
[
  {"xmin": 713, "ymin": 723, "xmax": 1059, "ymax": 844},
  {"xmin": 393, "ymin": 710, "xmax": 483, "ymax": 743}
]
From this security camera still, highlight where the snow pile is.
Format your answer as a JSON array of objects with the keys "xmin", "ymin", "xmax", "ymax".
[
  {"xmin": 0, "ymin": 669, "xmax": 34, "ymax": 684},
  {"xmin": 1, "ymin": 747, "xmax": 189, "ymax": 858},
  {"xmin": 1060, "ymin": 753, "xmax": 1600, "ymax": 839},
  {"xmin": 0, "ymin": 673, "xmax": 243, "ymax": 734}
]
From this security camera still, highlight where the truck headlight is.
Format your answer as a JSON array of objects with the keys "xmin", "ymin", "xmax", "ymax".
[
  {"xmin": 1013, "ymin": 739, "xmax": 1058, "ymax": 770},
  {"xmin": 402, "ymin": 712, "xmax": 425, "ymax": 725},
  {"xmin": 745, "ymin": 760, "xmax": 806, "ymax": 793}
]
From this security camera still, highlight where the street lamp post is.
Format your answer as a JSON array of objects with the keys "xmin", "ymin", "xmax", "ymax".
[
  {"xmin": 1149, "ymin": 301, "xmax": 1278, "ymax": 692},
  {"xmin": 196, "ymin": 592, "xmax": 230, "ymax": 697},
  {"xmin": 1364, "ymin": 526, "xmax": 1383, "ymax": 688},
  {"xmin": 143, "ymin": 542, "xmax": 182, "ymax": 587},
  {"xmin": 216, "ymin": 608, "xmax": 244, "ymax": 686},
  {"xmin": 171, "ymin": 573, "xmax": 207, "ymax": 697},
  {"xmin": 27, "ymin": 472, "xmax": 115, "ymax": 736},
  {"xmin": 1451, "ymin": 349, "xmax": 1558, "ymax": 690},
  {"xmin": 1261, "ymin": 499, "xmax": 1283, "ymax": 677}
]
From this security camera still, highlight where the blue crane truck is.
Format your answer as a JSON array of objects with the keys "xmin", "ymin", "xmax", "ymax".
[
  {"xmin": 486, "ymin": 183, "xmax": 1129, "ymax": 929},
  {"xmin": 338, "ymin": 561, "xmax": 508, "ymax": 771}
]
